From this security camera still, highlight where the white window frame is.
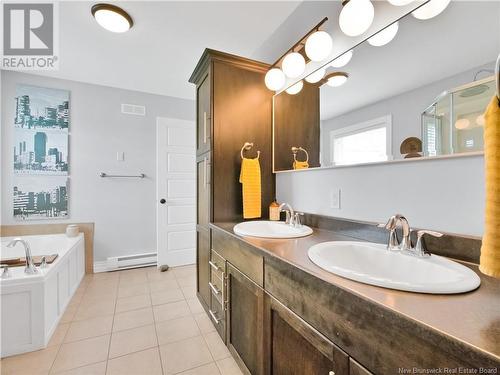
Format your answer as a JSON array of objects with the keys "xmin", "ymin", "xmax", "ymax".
[{"xmin": 329, "ymin": 115, "xmax": 393, "ymax": 166}]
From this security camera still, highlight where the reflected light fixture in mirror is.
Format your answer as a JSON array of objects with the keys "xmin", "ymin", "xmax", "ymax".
[
  {"xmin": 368, "ymin": 22, "xmax": 399, "ymax": 46},
  {"xmin": 412, "ymin": 0, "xmax": 451, "ymax": 20},
  {"xmin": 286, "ymin": 81, "xmax": 304, "ymax": 95},
  {"xmin": 265, "ymin": 68, "xmax": 286, "ymax": 91},
  {"xmin": 282, "ymin": 52, "xmax": 306, "ymax": 78},
  {"xmin": 305, "ymin": 31, "xmax": 333, "ymax": 62},
  {"xmin": 455, "ymin": 118, "xmax": 470, "ymax": 130},
  {"xmin": 387, "ymin": 0, "xmax": 414, "ymax": 5},
  {"xmin": 339, "ymin": 0, "xmax": 374, "ymax": 37},
  {"xmin": 476, "ymin": 114, "xmax": 485, "ymax": 126},
  {"xmin": 326, "ymin": 72, "xmax": 349, "ymax": 87},
  {"xmin": 91, "ymin": 3, "xmax": 133, "ymax": 33},
  {"xmin": 305, "ymin": 67, "xmax": 326, "ymax": 83},
  {"xmin": 330, "ymin": 50, "xmax": 353, "ymax": 68}
]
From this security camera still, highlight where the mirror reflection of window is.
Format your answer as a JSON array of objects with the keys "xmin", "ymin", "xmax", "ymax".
[{"xmin": 330, "ymin": 116, "xmax": 392, "ymax": 166}]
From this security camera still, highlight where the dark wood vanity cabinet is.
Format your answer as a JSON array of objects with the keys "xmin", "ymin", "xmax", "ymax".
[
  {"xmin": 190, "ymin": 49, "xmax": 274, "ymax": 314},
  {"xmin": 226, "ymin": 263, "xmax": 265, "ymax": 375},
  {"xmin": 264, "ymin": 294, "xmax": 349, "ymax": 375}
]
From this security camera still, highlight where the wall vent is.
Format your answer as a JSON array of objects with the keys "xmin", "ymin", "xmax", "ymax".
[{"xmin": 121, "ymin": 103, "xmax": 146, "ymax": 116}]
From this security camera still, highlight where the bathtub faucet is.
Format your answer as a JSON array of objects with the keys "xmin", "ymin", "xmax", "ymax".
[{"xmin": 7, "ymin": 238, "xmax": 38, "ymax": 275}]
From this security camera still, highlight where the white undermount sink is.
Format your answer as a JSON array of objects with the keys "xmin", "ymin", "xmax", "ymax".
[
  {"xmin": 308, "ymin": 241, "xmax": 481, "ymax": 294},
  {"xmin": 233, "ymin": 221, "xmax": 313, "ymax": 239}
]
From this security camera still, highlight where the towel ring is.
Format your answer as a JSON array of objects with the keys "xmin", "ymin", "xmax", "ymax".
[
  {"xmin": 291, "ymin": 147, "xmax": 309, "ymax": 163},
  {"xmin": 241, "ymin": 142, "xmax": 260, "ymax": 159}
]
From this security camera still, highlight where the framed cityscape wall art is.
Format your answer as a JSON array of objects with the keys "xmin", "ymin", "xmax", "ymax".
[{"xmin": 13, "ymin": 85, "xmax": 70, "ymax": 220}]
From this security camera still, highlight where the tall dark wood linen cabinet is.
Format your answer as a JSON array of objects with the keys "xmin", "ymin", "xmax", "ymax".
[{"xmin": 189, "ymin": 49, "xmax": 275, "ymax": 320}]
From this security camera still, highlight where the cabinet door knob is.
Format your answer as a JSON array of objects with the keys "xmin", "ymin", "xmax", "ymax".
[{"xmin": 160, "ymin": 199, "xmax": 166, "ymax": 204}]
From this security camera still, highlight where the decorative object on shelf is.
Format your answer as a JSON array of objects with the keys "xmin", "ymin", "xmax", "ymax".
[
  {"xmin": 269, "ymin": 201, "xmax": 280, "ymax": 221},
  {"xmin": 292, "ymin": 147, "xmax": 310, "ymax": 169},
  {"xmin": 479, "ymin": 54, "xmax": 500, "ymax": 279},
  {"xmin": 339, "ymin": 0, "xmax": 374, "ymax": 37},
  {"xmin": 239, "ymin": 142, "xmax": 262, "ymax": 219},
  {"xmin": 400, "ymin": 137, "xmax": 422, "ymax": 158},
  {"xmin": 91, "ymin": 3, "xmax": 133, "ymax": 33},
  {"xmin": 368, "ymin": 22, "xmax": 399, "ymax": 47},
  {"xmin": 412, "ymin": 0, "xmax": 451, "ymax": 20},
  {"xmin": 13, "ymin": 85, "xmax": 70, "ymax": 220},
  {"xmin": 264, "ymin": 17, "xmax": 329, "ymax": 91}
]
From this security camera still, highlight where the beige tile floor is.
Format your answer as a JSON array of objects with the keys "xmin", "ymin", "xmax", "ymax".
[{"xmin": 0, "ymin": 265, "xmax": 243, "ymax": 375}]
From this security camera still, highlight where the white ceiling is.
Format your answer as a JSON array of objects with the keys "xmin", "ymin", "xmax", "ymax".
[
  {"xmin": 318, "ymin": 1, "xmax": 500, "ymax": 120},
  {"xmin": 26, "ymin": 1, "xmax": 302, "ymax": 100}
]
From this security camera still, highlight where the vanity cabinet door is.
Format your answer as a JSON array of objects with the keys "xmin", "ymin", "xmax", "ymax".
[
  {"xmin": 196, "ymin": 228, "xmax": 210, "ymax": 308},
  {"xmin": 196, "ymin": 154, "xmax": 211, "ymax": 227},
  {"xmin": 197, "ymin": 73, "xmax": 211, "ymax": 155},
  {"xmin": 264, "ymin": 294, "xmax": 349, "ymax": 375},
  {"xmin": 226, "ymin": 263, "xmax": 265, "ymax": 375}
]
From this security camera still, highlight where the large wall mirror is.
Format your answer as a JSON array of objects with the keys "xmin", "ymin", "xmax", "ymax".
[{"xmin": 273, "ymin": 2, "xmax": 499, "ymax": 172}]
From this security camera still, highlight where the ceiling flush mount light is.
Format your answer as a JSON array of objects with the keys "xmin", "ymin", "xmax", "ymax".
[
  {"xmin": 305, "ymin": 31, "xmax": 333, "ymax": 62},
  {"xmin": 330, "ymin": 50, "xmax": 353, "ymax": 68},
  {"xmin": 387, "ymin": 0, "xmax": 414, "ymax": 5},
  {"xmin": 265, "ymin": 68, "xmax": 286, "ymax": 91},
  {"xmin": 286, "ymin": 81, "xmax": 304, "ymax": 95},
  {"xmin": 412, "ymin": 0, "xmax": 451, "ymax": 20},
  {"xmin": 339, "ymin": 0, "xmax": 374, "ymax": 37},
  {"xmin": 368, "ymin": 22, "xmax": 399, "ymax": 47},
  {"xmin": 455, "ymin": 118, "xmax": 470, "ymax": 130},
  {"xmin": 305, "ymin": 67, "xmax": 326, "ymax": 84},
  {"xmin": 326, "ymin": 72, "xmax": 349, "ymax": 87},
  {"xmin": 91, "ymin": 3, "xmax": 133, "ymax": 33},
  {"xmin": 282, "ymin": 52, "xmax": 306, "ymax": 78}
]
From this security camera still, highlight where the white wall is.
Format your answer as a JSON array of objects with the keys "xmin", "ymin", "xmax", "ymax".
[
  {"xmin": 276, "ymin": 155, "xmax": 484, "ymax": 237},
  {"xmin": 1, "ymin": 70, "xmax": 195, "ymax": 261},
  {"xmin": 320, "ymin": 63, "xmax": 495, "ymax": 165}
]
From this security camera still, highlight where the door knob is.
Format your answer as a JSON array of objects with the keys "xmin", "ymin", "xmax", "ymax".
[{"xmin": 160, "ymin": 199, "xmax": 166, "ymax": 204}]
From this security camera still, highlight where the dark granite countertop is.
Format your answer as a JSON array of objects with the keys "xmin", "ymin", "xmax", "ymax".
[{"xmin": 210, "ymin": 222, "xmax": 500, "ymax": 365}]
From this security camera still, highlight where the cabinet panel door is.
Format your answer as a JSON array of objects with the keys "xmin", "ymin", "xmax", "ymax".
[
  {"xmin": 264, "ymin": 294, "xmax": 348, "ymax": 375},
  {"xmin": 227, "ymin": 263, "xmax": 264, "ymax": 375},
  {"xmin": 196, "ymin": 228, "xmax": 210, "ymax": 308},
  {"xmin": 196, "ymin": 155, "xmax": 210, "ymax": 227},
  {"xmin": 197, "ymin": 74, "xmax": 211, "ymax": 155}
]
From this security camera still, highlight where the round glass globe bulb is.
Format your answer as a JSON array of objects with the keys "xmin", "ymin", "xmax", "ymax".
[
  {"xmin": 368, "ymin": 22, "xmax": 399, "ymax": 47},
  {"xmin": 330, "ymin": 50, "xmax": 353, "ymax": 68},
  {"xmin": 286, "ymin": 81, "xmax": 304, "ymax": 95},
  {"xmin": 264, "ymin": 68, "xmax": 286, "ymax": 91},
  {"xmin": 339, "ymin": 0, "xmax": 374, "ymax": 37},
  {"xmin": 412, "ymin": 0, "xmax": 451, "ymax": 20},
  {"xmin": 282, "ymin": 52, "xmax": 306, "ymax": 78},
  {"xmin": 305, "ymin": 68, "xmax": 326, "ymax": 84},
  {"xmin": 305, "ymin": 31, "xmax": 333, "ymax": 62}
]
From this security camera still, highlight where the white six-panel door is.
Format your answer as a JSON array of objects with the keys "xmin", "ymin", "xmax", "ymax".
[{"xmin": 156, "ymin": 117, "xmax": 196, "ymax": 267}]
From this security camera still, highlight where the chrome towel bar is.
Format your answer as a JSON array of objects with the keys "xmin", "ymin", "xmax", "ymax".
[{"xmin": 100, "ymin": 172, "xmax": 145, "ymax": 178}]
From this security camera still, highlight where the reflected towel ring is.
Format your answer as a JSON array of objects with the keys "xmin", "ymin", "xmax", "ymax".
[
  {"xmin": 291, "ymin": 147, "xmax": 309, "ymax": 163},
  {"xmin": 240, "ymin": 142, "xmax": 260, "ymax": 159}
]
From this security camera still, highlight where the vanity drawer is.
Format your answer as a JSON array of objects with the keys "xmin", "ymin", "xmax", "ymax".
[
  {"xmin": 209, "ymin": 269, "xmax": 224, "ymax": 304},
  {"xmin": 212, "ymin": 228, "xmax": 263, "ymax": 287},
  {"xmin": 209, "ymin": 293, "xmax": 226, "ymax": 341},
  {"xmin": 210, "ymin": 248, "xmax": 226, "ymax": 278}
]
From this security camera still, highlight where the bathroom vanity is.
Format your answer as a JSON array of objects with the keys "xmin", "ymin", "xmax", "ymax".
[{"xmin": 205, "ymin": 219, "xmax": 500, "ymax": 374}]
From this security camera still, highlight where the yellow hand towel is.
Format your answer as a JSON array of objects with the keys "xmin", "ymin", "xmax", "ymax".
[
  {"xmin": 293, "ymin": 161, "xmax": 309, "ymax": 170},
  {"xmin": 239, "ymin": 157, "xmax": 262, "ymax": 219},
  {"xmin": 480, "ymin": 96, "xmax": 500, "ymax": 278}
]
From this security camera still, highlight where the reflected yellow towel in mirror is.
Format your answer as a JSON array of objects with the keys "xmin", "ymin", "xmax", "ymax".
[
  {"xmin": 239, "ymin": 157, "xmax": 262, "ymax": 219},
  {"xmin": 293, "ymin": 161, "xmax": 309, "ymax": 170},
  {"xmin": 479, "ymin": 96, "xmax": 500, "ymax": 278}
]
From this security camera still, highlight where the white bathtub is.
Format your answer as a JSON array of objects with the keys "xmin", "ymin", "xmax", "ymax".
[{"xmin": 0, "ymin": 233, "xmax": 85, "ymax": 357}]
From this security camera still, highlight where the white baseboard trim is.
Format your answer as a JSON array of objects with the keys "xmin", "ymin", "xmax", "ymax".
[{"xmin": 93, "ymin": 251, "xmax": 157, "ymax": 273}]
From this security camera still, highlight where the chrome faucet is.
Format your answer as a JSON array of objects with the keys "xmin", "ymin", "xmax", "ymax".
[
  {"xmin": 7, "ymin": 238, "xmax": 38, "ymax": 274},
  {"xmin": 381, "ymin": 214, "xmax": 412, "ymax": 251},
  {"xmin": 380, "ymin": 215, "xmax": 444, "ymax": 258},
  {"xmin": 279, "ymin": 202, "xmax": 295, "ymax": 225}
]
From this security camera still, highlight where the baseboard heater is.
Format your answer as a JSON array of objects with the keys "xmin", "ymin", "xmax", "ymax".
[{"xmin": 95, "ymin": 252, "xmax": 157, "ymax": 272}]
